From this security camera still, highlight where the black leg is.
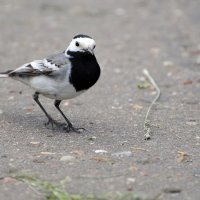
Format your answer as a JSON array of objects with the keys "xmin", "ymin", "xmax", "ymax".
[
  {"xmin": 54, "ymin": 100, "xmax": 82, "ymax": 133},
  {"xmin": 33, "ymin": 92, "xmax": 61, "ymax": 129},
  {"xmin": 33, "ymin": 92, "xmax": 51, "ymax": 120}
]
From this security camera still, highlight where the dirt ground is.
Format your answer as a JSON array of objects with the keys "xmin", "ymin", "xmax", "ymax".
[{"xmin": 0, "ymin": 0, "xmax": 200, "ymax": 200}]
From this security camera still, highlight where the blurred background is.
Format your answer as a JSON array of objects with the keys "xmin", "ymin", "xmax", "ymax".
[{"xmin": 0, "ymin": 1, "xmax": 200, "ymax": 200}]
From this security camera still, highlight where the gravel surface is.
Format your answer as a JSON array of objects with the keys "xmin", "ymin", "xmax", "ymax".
[{"xmin": 0, "ymin": 0, "xmax": 200, "ymax": 200}]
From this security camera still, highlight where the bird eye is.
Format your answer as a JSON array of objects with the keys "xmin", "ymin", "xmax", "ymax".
[
  {"xmin": 75, "ymin": 42, "xmax": 79, "ymax": 47},
  {"xmin": 93, "ymin": 45, "xmax": 96, "ymax": 49}
]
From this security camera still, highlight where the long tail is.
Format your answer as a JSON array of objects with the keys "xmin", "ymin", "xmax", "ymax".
[{"xmin": 0, "ymin": 70, "xmax": 13, "ymax": 78}]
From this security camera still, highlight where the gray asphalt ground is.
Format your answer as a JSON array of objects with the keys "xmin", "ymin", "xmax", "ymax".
[{"xmin": 0, "ymin": 0, "xmax": 200, "ymax": 199}]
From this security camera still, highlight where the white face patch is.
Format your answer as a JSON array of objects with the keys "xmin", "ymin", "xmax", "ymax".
[{"xmin": 66, "ymin": 37, "xmax": 96, "ymax": 55}]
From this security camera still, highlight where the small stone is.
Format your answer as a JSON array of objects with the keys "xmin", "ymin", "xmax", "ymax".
[
  {"xmin": 63, "ymin": 101, "xmax": 69, "ymax": 107},
  {"xmin": 163, "ymin": 61, "xmax": 174, "ymax": 67},
  {"xmin": 94, "ymin": 150, "xmax": 108, "ymax": 154},
  {"xmin": 150, "ymin": 47, "xmax": 160, "ymax": 56},
  {"xmin": 128, "ymin": 98, "xmax": 133, "ymax": 103},
  {"xmin": 8, "ymin": 96, "xmax": 14, "ymax": 101},
  {"xmin": 88, "ymin": 136, "xmax": 96, "ymax": 141},
  {"xmin": 183, "ymin": 80, "xmax": 193, "ymax": 85},
  {"xmin": 186, "ymin": 121, "xmax": 197, "ymax": 126},
  {"xmin": 111, "ymin": 151, "xmax": 132, "ymax": 158},
  {"xmin": 132, "ymin": 104, "xmax": 143, "ymax": 111},
  {"xmin": 126, "ymin": 177, "xmax": 136, "ymax": 184},
  {"xmin": 60, "ymin": 155, "xmax": 75, "ymax": 162},
  {"xmin": 111, "ymin": 106, "xmax": 122, "ymax": 110},
  {"xmin": 177, "ymin": 151, "xmax": 188, "ymax": 162},
  {"xmin": 23, "ymin": 107, "xmax": 33, "ymax": 113},
  {"xmin": 30, "ymin": 141, "xmax": 40, "ymax": 145}
]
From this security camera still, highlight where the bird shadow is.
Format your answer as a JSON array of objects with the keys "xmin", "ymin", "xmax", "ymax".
[{"xmin": 0, "ymin": 111, "xmax": 103, "ymax": 136}]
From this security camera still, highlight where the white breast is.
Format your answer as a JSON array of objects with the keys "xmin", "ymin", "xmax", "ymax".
[{"xmin": 29, "ymin": 75, "xmax": 84, "ymax": 100}]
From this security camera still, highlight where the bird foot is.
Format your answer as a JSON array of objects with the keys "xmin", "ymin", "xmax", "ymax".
[
  {"xmin": 45, "ymin": 118, "xmax": 84, "ymax": 133},
  {"xmin": 62, "ymin": 123, "xmax": 85, "ymax": 133}
]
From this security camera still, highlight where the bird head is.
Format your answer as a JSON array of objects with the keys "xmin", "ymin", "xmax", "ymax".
[{"xmin": 65, "ymin": 34, "xmax": 96, "ymax": 57}]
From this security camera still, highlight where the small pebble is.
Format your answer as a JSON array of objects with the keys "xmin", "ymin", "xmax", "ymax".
[
  {"xmin": 150, "ymin": 47, "xmax": 160, "ymax": 56},
  {"xmin": 186, "ymin": 121, "xmax": 198, "ymax": 126},
  {"xmin": 163, "ymin": 61, "xmax": 174, "ymax": 67},
  {"xmin": 111, "ymin": 151, "xmax": 132, "ymax": 158},
  {"xmin": 60, "ymin": 155, "xmax": 75, "ymax": 162},
  {"xmin": 8, "ymin": 96, "xmax": 14, "ymax": 100},
  {"xmin": 88, "ymin": 136, "xmax": 96, "ymax": 141},
  {"xmin": 63, "ymin": 101, "xmax": 69, "ymax": 107},
  {"xmin": 30, "ymin": 141, "xmax": 40, "ymax": 145},
  {"xmin": 94, "ymin": 150, "xmax": 108, "ymax": 154}
]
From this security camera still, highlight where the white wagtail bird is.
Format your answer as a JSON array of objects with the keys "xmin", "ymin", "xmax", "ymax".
[{"xmin": 0, "ymin": 34, "xmax": 101, "ymax": 133}]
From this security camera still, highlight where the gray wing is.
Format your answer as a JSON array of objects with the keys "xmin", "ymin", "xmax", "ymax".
[
  {"xmin": 9, "ymin": 52, "xmax": 70, "ymax": 76},
  {"xmin": 46, "ymin": 52, "xmax": 70, "ymax": 67}
]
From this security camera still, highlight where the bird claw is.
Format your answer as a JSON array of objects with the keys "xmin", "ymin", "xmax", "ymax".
[
  {"xmin": 62, "ymin": 123, "xmax": 85, "ymax": 133},
  {"xmin": 45, "ymin": 118, "xmax": 84, "ymax": 133}
]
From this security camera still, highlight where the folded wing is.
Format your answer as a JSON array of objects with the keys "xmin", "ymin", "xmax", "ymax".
[{"xmin": 9, "ymin": 52, "xmax": 69, "ymax": 77}]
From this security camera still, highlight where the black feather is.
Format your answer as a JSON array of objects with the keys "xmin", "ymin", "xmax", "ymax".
[
  {"xmin": 73, "ymin": 34, "xmax": 92, "ymax": 39},
  {"xmin": 69, "ymin": 51, "xmax": 100, "ymax": 91}
]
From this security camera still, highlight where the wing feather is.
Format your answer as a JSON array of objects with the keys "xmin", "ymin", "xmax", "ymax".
[{"xmin": 9, "ymin": 53, "xmax": 69, "ymax": 77}]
